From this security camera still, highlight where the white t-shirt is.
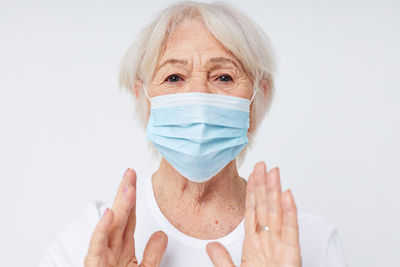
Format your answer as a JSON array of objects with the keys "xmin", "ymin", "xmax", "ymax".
[{"xmin": 39, "ymin": 171, "xmax": 348, "ymax": 267}]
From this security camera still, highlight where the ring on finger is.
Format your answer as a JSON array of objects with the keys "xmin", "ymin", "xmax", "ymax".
[{"xmin": 258, "ymin": 225, "xmax": 270, "ymax": 232}]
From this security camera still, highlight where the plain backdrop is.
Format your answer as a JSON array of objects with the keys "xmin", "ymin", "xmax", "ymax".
[{"xmin": 1, "ymin": 0, "xmax": 399, "ymax": 266}]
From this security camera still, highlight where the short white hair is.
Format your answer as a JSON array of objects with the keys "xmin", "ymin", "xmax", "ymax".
[{"xmin": 119, "ymin": 1, "xmax": 277, "ymax": 165}]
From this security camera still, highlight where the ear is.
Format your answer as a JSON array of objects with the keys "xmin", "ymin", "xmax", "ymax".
[
  {"xmin": 248, "ymin": 78, "xmax": 269, "ymax": 134},
  {"xmin": 133, "ymin": 80, "xmax": 143, "ymax": 99}
]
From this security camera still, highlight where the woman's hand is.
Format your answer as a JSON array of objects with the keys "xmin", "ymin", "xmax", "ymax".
[
  {"xmin": 206, "ymin": 162, "xmax": 301, "ymax": 267},
  {"xmin": 84, "ymin": 169, "xmax": 168, "ymax": 267}
]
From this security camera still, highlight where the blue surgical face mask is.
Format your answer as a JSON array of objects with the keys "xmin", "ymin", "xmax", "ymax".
[{"xmin": 145, "ymin": 89, "xmax": 257, "ymax": 183}]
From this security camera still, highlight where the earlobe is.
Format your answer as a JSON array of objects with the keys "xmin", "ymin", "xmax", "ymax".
[
  {"xmin": 259, "ymin": 78, "xmax": 269, "ymax": 97},
  {"xmin": 133, "ymin": 80, "xmax": 143, "ymax": 99},
  {"xmin": 248, "ymin": 78, "xmax": 268, "ymax": 134},
  {"xmin": 248, "ymin": 115, "xmax": 256, "ymax": 133}
]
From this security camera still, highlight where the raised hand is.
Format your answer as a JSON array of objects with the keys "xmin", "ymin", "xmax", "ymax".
[
  {"xmin": 206, "ymin": 162, "xmax": 301, "ymax": 267},
  {"xmin": 84, "ymin": 169, "xmax": 168, "ymax": 267}
]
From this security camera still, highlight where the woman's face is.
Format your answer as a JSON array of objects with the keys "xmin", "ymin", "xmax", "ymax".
[{"xmin": 150, "ymin": 18, "xmax": 253, "ymax": 100}]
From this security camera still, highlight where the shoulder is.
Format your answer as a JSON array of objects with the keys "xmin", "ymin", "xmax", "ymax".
[
  {"xmin": 297, "ymin": 207, "xmax": 348, "ymax": 267},
  {"xmin": 39, "ymin": 200, "xmax": 109, "ymax": 267},
  {"xmin": 297, "ymin": 207, "xmax": 337, "ymax": 235}
]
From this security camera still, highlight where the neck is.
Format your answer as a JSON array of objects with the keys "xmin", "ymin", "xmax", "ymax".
[{"xmin": 152, "ymin": 158, "xmax": 246, "ymax": 214}]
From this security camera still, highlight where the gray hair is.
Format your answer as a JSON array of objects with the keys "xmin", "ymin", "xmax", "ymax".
[{"xmin": 119, "ymin": 1, "xmax": 277, "ymax": 165}]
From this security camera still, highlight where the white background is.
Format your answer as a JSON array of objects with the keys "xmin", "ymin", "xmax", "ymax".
[{"xmin": 1, "ymin": 0, "xmax": 399, "ymax": 266}]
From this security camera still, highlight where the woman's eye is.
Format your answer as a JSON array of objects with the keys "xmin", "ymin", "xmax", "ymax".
[
  {"xmin": 165, "ymin": 75, "xmax": 182, "ymax": 83},
  {"xmin": 218, "ymin": 75, "xmax": 233, "ymax": 82}
]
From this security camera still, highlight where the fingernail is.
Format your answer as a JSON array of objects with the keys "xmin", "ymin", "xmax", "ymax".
[
  {"xmin": 287, "ymin": 189, "xmax": 294, "ymax": 203},
  {"xmin": 123, "ymin": 168, "xmax": 129, "ymax": 178},
  {"xmin": 256, "ymin": 163, "xmax": 264, "ymax": 178},
  {"xmin": 123, "ymin": 183, "xmax": 131, "ymax": 194},
  {"xmin": 268, "ymin": 172, "xmax": 277, "ymax": 188},
  {"xmin": 103, "ymin": 208, "xmax": 109, "ymax": 217},
  {"xmin": 268, "ymin": 168, "xmax": 279, "ymax": 189}
]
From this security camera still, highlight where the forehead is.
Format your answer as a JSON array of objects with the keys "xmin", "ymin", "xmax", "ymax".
[{"xmin": 159, "ymin": 19, "xmax": 235, "ymax": 64}]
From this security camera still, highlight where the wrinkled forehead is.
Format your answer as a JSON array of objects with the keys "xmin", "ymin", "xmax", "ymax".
[{"xmin": 157, "ymin": 18, "xmax": 242, "ymax": 69}]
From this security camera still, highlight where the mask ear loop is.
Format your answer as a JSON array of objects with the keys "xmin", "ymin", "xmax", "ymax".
[
  {"xmin": 249, "ymin": 86, "xmax": 259, "ymax": 104},
  {"xmin": 247, "ymin": 86, "xmax": 259, "ymax": 131},
  {"xmin": 143, "ymin": 85, "xmax": 152, "ymax": 104}
]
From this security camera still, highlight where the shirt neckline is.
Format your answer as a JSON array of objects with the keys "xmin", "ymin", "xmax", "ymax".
[{"xmin": 143, "ymin": 172, "xmax": 245, "ymax": 249}]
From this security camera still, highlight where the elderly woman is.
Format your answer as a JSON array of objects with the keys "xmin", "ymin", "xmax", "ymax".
[{"xmin": 40, "ymin": 1, "xmax": 347, "ymax": 267}]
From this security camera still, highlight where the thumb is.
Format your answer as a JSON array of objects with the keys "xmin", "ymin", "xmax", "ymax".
[
  {"xmin": 140, "ymin": 231, "xmax": 168, "ymax": 267},
  {"xmin": 206, "ymin": 242, "xmax": 235, "ymax": 267}
]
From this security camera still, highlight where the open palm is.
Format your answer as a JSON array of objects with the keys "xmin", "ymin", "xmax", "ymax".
[
  {"xmin": 207, "ymin": 162, "xmax": 301, "ymax": 267},
  {"xmin": 84, "ymin": 169, "xmax": 168, "ymax": 267}
]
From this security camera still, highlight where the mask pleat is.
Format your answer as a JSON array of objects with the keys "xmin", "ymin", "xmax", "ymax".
[
  {"xmin": 148, "ymin": 123, "xmax": 247, "ymax": 139},
  {"xmin": 147, "ymin": 133, "xmax": 248, "ymax": 156},
  {"xmin": 154, "ymin": 143, "xmax": 248, "ymax": 180},
  {"xmin": 150, "ymin": 105, "xmax": 249, "ymax": 129}
]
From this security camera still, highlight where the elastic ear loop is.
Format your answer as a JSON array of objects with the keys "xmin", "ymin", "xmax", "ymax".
[
  {"xmin": 143, "ymin": 85, "xmax": 152, "ymax": 104},
  {"xmin": 247, "ymin": 87, "xmax": 259, "ymax": 126},
  {"xmin": 249, "ymin": 86, "xmax": 259, "ymax": 104}
]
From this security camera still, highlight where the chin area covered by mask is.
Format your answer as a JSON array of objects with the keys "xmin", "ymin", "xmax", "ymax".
[{"xmin": 146, "ymin": 91, "xmax": 255, "ymax": 183}]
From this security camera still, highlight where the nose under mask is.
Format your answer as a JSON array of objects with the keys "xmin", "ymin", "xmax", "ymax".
[{"xmin": 145, "ymin": 89, "xmax": 256, "ymax": 183}]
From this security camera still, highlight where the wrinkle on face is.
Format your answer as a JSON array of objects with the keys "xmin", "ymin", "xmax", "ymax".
[{"xmin": 150, "ymin": 18, "xmax": 253, "ymax": 99}]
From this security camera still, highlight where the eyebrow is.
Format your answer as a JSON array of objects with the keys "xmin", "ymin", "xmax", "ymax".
[
  {"xmin": 205, "ymin": 57, "xmax": 239, "ymax": 69},
  {"xmin": 156, "ymin": 57, "xmax": 240, "ymax": 71},
  {"xmin": 157, "ymin": 59, "xmax": 189, "ymax": 71}
]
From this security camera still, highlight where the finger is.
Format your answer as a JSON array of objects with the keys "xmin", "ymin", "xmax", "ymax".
[
  {"xmin": 140, "ymin": 231, "xmax": 168, "ymax": 267},
  {"xmin": 120, "ymin": 175, "xmax": 138, "ymax": 261},
  {"xmin": 206, "ymin": 242, "xmax": 235, "ymax": 267},
  {"xmin": 244, "ymin": 171, "xmax": 257, "ymax": 233},
  {"xmin": 86, "ymin": 208, "xmax": 114, "ymax": 258},
  {"xmin": 281, "ymin": 189, "xmax": 300, "ymax": 246},
  {"xmin": 112, "ymin": 168, "xmax": 137, "ymax": 213},
  {"xmin": 109, "ymin": 169, "xmax": 137, "ymax": 252},
  {"xmin": 111, "ymin": 168, "xmax": 137, "ymax": 219},
  {"xmin": 265, "ymin": 167, "xmax": 283, "ymax": 238},
  {"xmin": 254, "ymin": 162, "xmax": 269, "ymax": 229}
]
